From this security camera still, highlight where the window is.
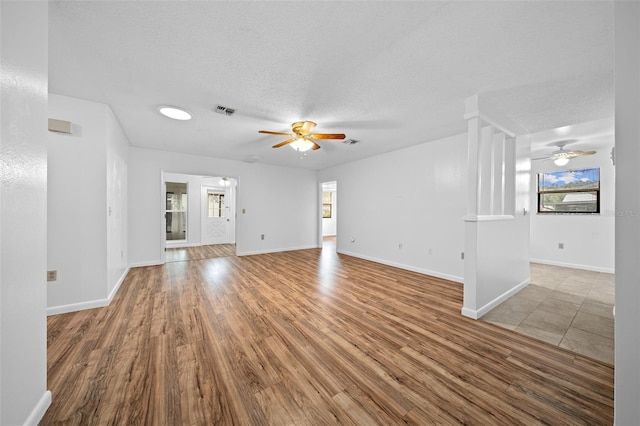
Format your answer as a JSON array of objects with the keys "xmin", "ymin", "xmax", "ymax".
[
  {"xmin": 537, "ymin": 168, "xmax": 600, "ymax": 213},
  {"xmin": 208, "ymin": 192, "xmax": 225, "ymax": 218},
  {"xmin": 166, "ymin": 182, "xmax": 188, "ymax": 241},
  {"xmin": 322, "ymin": 191, "xmax": 332, "ymax": 218}
]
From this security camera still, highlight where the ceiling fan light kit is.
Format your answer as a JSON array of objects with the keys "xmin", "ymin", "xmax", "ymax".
[
  {"xmin": 533, "ymin": 139, "xmax": 597, "ymax": 166},
  {"xmin": 290, "ymin": 138, "xmax": 315, "ymax": 152},
  {"xmin": 259, "ymin": 121, "xmax": 346, "ymax": 154}
]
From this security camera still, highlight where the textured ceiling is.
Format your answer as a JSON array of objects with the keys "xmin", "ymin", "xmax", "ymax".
[{"xmin": 48, "ymin": 1, "xmax": 614, "ymax": 170}]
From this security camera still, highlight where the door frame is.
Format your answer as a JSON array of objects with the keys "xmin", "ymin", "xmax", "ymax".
[
  {"xmin": 161, "ymin": 172, "xmax": 239, "ymax": 265},
  {"xmin": 201, "ymin": 184, "xmax": 233, "ymax": 245}
]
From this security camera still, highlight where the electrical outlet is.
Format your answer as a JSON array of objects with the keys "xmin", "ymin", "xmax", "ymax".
[
  {"xmin": 47, "ymin": 270, "xmax": 57, "ymax": 281},
  {"xmin": 261, "ymin": 234, "xmax": 265, "ymax": 240},
  {"xmin": 460, "ymin": 252, "xmax": 465, "ymax": 260},
  {"xmin": 398, "ymin": 243, "xmax": 403, "ymax": 250},
  {"xmin": 558, "ymin": 243, "xmax": 564, "ymax": 249}
]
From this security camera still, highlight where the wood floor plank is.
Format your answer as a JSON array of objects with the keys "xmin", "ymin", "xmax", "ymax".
[{"xmin": 41, "ymin": 246, "xmax": 614, "ymax": 425}]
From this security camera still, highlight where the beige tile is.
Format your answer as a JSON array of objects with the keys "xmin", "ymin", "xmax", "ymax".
[
  {"xmin": 531, "ymin": 278, "xmax": 562, "ymax": 290},
  {"xmin": 521, "ymin": 308, "xmax": 576, "ymax": 335},
  {"xmin": 481, "ymin": 305, "xmax": 530, "ymax": 330},
  {"xmin": 557, "ymin": 282, "xmax": 591, "ymax": 297},
  {"xmin": 560, "ymin": 327, "xmax": 614, "ymax": 365},
  {"xmin": 537, "ymin": 298, "xmax": 580, "ymax": 317},
  {"xmin": 587, "ymin": 290, "xmax": 615, "ymax": 305},
  {"xmin": 514, "ymin": 323, "xmax": 564, "ymax": 346},
  {"xmin": 500, "ymin": 294, "xmax": 542, "ymax": 315},
  {"xmin": 517, "ymin": 285, "xmax": 553, "ymax": 303},
  {"xmin": 580, "ymin": 299, "xmax": 614, "ymax": 320},
  {"xmin": 549, "ymin": 290, "xmax": 586, "ymax": 305},
  {"xmin": 486, "ymin": 264, "xmax": 615, "ymax": 365},
  {"xmin": 591, "ymin": 280, "xmax": 615, "ymax": 295},
  {"xmin": 571, "ymin": 311, "xmax": 614, "ymax": 339},
  {"xmin": 596, "ymin": 273, "xmax": 615, "ymax": 285}
]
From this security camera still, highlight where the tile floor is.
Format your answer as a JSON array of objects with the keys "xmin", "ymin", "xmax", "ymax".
[{"xmin": 481, "ymin": 263, "xmax": 614, "ymax": 365}]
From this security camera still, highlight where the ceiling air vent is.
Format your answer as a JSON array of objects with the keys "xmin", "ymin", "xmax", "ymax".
[
  {"xmin": 342, "ymin": 139, "xmax": 359, "ymax": 145},
  {"xmin": 214, "ymin": 105, "xmax": 236, "ymax": 116}
]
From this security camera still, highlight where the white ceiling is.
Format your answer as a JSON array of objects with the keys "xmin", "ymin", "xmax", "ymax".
[{"xmin": 48, "ymin": 1, "xmax": 614, "ymax": 170}]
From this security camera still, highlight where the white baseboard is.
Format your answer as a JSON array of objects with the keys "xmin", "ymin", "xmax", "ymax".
[
  {"xmin": 530, "ymin": 258, "xmax": 614, "ymax": 274},
  {"xmin": 237, "ymin": 245, "xmax": 317, "ymax": 256},
  {"xmin": 47, "ymin": 297, "xmax": 109, "ymax": 316},
  {"xmin": 107, "ymin": 267, "xmax": 130, "ymax": 302},
  {"xmin": 461, "ymin": 277, "xmax": 530, "ymax": 320},
  {"xmin": 23, "ymin": 390, "xmax": 51, "ymax": 426},
  {"xmin": 47, "ymin": 268, "xmax": 130, "ymax": 316},
  {"xmin": 337, "ymin": 250, "xmax": 463, "ymax": 284}
]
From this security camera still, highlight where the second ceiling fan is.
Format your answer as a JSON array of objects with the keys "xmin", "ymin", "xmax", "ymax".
[
  {"xmin": 259, "ymin": 121, "xmax": 345, "ymax": 152},
  {"xmin": 533, "ymin": 140, "xmax": 596, "ymax": 166}
]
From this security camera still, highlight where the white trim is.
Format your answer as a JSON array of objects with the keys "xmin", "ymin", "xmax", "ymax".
[
  {"xmin": 23, "ymin": 390, "xmax": 51, "ymax": 426},
  {"xmin": 107, "ymin": 267, "xmax": 130, "ymax": 301},
  {"xmin": 47, "ymin": 298, "xmax": 109, "ymax": 316},
  {"xmin": 461, "ymin": 277, "xmax": 530, "ymax": 320},
  {"xmin": 47, "ymin": 268, "xmax": 130, "ymax": 316},
  {"xmin": 165, "ymin": 241, "xmax": 192, "ymax": 248},
  {"xmin": 463, "ymin": 111, "xmax": 517, "ymax": 138},
  {"xmin": 237, "ymin": 245, "xmax": 317, "ymax": 257},
  {"xmin": 530, "ymin": 259, "xmax": 615, "ymax": 274},
  {"xmin": 463, "ymin": 214, "xmax": 515, "ymax": 222},
  {"xmin": 337, "ymin": 250, "xmax": 463, "ymax": 284}
]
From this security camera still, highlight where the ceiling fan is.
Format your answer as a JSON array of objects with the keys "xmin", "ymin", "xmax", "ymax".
[
  {"xmin": 533, "ymin": 140, "xmax": 596, "ymax": 166},
  {"xmin": 259, "ymin": 121, "xmax": 345, "ymax": 152}
]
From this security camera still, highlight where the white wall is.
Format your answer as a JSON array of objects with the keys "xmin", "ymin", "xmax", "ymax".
[
  {"xmin": 614, "ymin": 2, "xmax": 640, "ymax": 422},
  {"xmin": 48, "ymin": 94, "xmax": 129, "ymax": 313},
  {"xmin": 106, "ymin": 107, "xmax": 129, "ymax": 296},
  {"xmin": 129, "ymin": 148, "xmax": 317, "ymax": 266},
  {"xmin": 462, "ymin": 125, "xmax": 531, "ymax": 319},
  {"xmin": 318, "ymin": 133, "xmax": 467, "ymax": 283},
  {"xmin": 530, "ymin": 149, "xmax": 615, "ymax": 273},
  {"xmin": 0, "ymin": 2, "xmax": 51, "ymax": 424}
]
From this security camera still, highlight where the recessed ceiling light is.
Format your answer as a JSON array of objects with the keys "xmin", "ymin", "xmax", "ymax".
[{"xmin": 157, "ymin": 105, "xmax": 192, "ymax": 121}]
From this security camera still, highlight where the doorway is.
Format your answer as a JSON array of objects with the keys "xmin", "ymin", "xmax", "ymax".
[
  {"xmin": 165, "ymin": 181, "xmax": 188, "ymax": 241},
  {"xmin": 321, "ymin": 181, "xmax": 337, "ymax": 250},
  {"xmin": 202, "ymin": 178, "xmax": 234, "ymax": 245},
  {"xmin": 162, "ymin": 172, "xmax": 237, "ymax": 263}
]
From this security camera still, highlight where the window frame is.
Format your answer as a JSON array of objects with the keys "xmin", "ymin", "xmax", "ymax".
[{"xmin": 537, "ymin": 168, "xmax": 600, "ymax": 214}]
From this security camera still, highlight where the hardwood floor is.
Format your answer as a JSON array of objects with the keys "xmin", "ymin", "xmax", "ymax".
[
  {"xmin": 166, "ymin": 243, "xmax": 236, "ymax": 262},
  {"xmin": 42, "ymin": 247, "xmax": 614, "ymax": 425}
]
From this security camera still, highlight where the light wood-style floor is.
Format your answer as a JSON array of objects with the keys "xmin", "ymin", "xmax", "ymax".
[
  {"xmin": 42, "ymin": 245, "xmax": 614, "ymax": 425},
  {"xmin": 166, "ymin": 243, "xmax": 236, "ymax": 262}
]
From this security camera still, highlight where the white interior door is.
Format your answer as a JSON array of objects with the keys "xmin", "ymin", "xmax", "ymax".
[{"xmin": 203, "ymin": 187, "xmax": 229, "ymax": 245}]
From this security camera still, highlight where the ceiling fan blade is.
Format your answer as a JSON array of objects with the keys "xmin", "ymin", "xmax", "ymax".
[
  {"xmin": 573, "ymin": 150, "xmax": 597, "ymax": 157},
  {"xmin": 311, "ymin": 141, "xmax": 321, "ymax": 150},
  {"xmin": 532, "ymin": 156, "xmax": 552, "ymax": 161},
  {"xmin": 272, "ymin": 138, "xmax": 296, "ymax": 148},
  {"xmin": 259, "ymin": 130, "xmax": 293, "ymax": 136},
  {"xmin": 309, "ymin": 133, "xmax": 346, "ymax": 140}
]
